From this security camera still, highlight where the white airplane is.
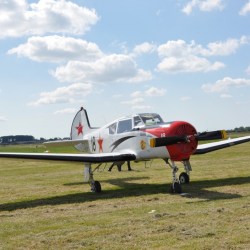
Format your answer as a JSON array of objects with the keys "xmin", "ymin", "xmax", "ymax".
[{"xmin": 1, "ymin": 107, "xmax": 250, "ymax": 194}]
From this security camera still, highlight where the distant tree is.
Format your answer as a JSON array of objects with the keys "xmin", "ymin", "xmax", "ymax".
[
  {"xmin": 0, "ymin": 135, "xmax": 35, "ymax": 144},
  {"xmin": 232, "ymin": 126, "xmax": 250, "ymax": 132}
]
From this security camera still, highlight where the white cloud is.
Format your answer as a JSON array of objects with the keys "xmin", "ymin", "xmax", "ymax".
[
  {"xmin": 202, "ymin": 77, "xmax": 250, "ymax": 93},
  {"xmin": 180, "ymin": 96, "xmax": 191, "ymax": 101},
  {"xmin": 8, "ymin": 36, "xmax": 103, "ymax": 63},
  {"xmin": 127, "ymin": 69, "xmax": 153, "ymax": 83},
  {"xmin": 8, "ymin": 36, "xmax": 153, "ymax": 83},
  {"xmin": 158, "ymin": 40, "xmax": 193, "ymax": 58},
  {"xmin": 158, "ymin": 38, "xmax": 248, "ymax": 58},
  {"xmin": 182, "ymin": 0, "xmax": 197, "ymax": 15},
  {"xmin": 182, "ymin": 0, "xmax": 224, "ymax": 15},
  {"xmin": 239, "ymin": 1, "xmax": 250, "ymax": 16},
  {"xmin": 0, "ymin": 0, "xmax": 99, "ymax": 39},
  {"xmin": 122, "ymin": 87, "xmax": 166, "ymax": 109},
  {"xmin": 28, "ymin": 83, "xmax": 92, "ymax": 106},
  {"xmin": 131, "ymin": 105, "xmax": 152, "ymax": 110},
  {"xmin": 157, "ymin": 55, "xmax": 224, "ymax": 73},
  {"xmin": 0, "ymin": 116, "xmax": 7, "ymax": 122},
  {"xmin": 54, "ymin": 108, "xmax": 77, "ymax": 114},
  {"xmin": 156, "ymin": 37, "xmax": 249, "ymax": 73},
  {"xmin": 121, "ymin": 96, "xmax": 152, "ymax": 110},
  {"xmin": 121, "ymin": 98, "xmax": 145, "ymax": 106},
  {"xmin": 130, "ymin": 87, "xmax": 166, "ymax": 98},
  {"xmin": 145, "ymin": 87, "xmax": 166, "ymax": 97},
  {"xmin": 220, "ymin": 94, "xmax": 232, "ymax": 99},
  {"xmin": 131, "ymin": 91, "xmax": 143, "ymax": 98},
  {"xmin": 205, "ymin": 37, "xmax": 248, "ymax": 56},
  {"xmin": 199, "ymin": 0, "xmax": 224, "ymax": 11},
  {"xmin": 52, "ymin": 54, "xmax": 152, "ymax": 84},
  {"xmin": 132, "ymin": 42, "xmax": 156, "ymax": 56}
]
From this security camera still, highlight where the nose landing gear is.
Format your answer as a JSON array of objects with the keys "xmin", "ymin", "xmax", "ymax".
[
  {"xmin": 179, "ymin": 160, "xmax": 191, "ymax": 184},
  {"xmin": 179, "ymin": 172, "xmax": 190, "ymax": 184},
  {"xmin": 165, "ymin": 159, "xmax": 192, "ymax": 194},
  {"xmin": 165, "ymin": 159, "xmax": 182, "ymax": 194}
]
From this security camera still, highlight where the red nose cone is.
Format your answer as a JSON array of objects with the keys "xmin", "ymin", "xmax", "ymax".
[
  {"xmin": 146, "ymin": 121, "xmax": 198, "ymax": 161},
  {"xmin": 165, "ymin": 121, "xmax": 198, "ymax": 160}
]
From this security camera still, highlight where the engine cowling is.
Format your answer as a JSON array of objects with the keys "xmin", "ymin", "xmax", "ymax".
[{"xmin": 146, "ymin": 121, "xmax": 198, "ymax": 161}]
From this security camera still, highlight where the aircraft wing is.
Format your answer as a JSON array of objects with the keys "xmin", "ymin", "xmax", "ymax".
[
  {"xmin": 195, "ymin": 135, "xmax": 250, "ymax": 154},
  {"xmin": 0, "ymin": 152, "xmax": 136, "ymax": 163}
]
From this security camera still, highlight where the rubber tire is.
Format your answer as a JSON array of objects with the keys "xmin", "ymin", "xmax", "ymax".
[
  {"xmin": 179, "ymin": 172, "xmax": 190, "ymax": 184},
  {"xmin": 92, "ymin": 181, "xmax": 102, "ymax": 193},
  {"xmin": 169, "ymin": 182, "xmax": 182, "ymax": 194},
  {"xmin": 174, "ymin": 182, "xmax": 182, "ymax": 194}
]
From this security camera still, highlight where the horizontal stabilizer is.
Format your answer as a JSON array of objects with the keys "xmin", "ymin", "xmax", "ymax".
[
  {"xmin": 44, "ymin": 139, "xmax": 90, "ymax": 152},
  {"xmin": 44, "ymin": 139, "xmax": 85, "ymax": 147}
]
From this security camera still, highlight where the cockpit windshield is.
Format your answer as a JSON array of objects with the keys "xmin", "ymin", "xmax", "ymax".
[
  {"xmin": 138, "ymin": 113, "xmax": 164, "ymax": 126},
  {"xmin": 107, "ymin": 113, "xmax": 165, "ymax": 134}
]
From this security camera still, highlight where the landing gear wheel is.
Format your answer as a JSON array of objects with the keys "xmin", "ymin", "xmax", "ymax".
[
  {"xmin": 169, "ymin": 182, "xmax": 182, "ymax": 194},
  {"xmin": 91, "ymin": 181, "xmax": 102, "ymax": 193},
  {"xmin": 179, "ymin": 172, "xmax": 190, "ymax": 184}
]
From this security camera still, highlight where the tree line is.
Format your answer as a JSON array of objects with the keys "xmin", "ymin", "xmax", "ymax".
[
  {"xmin": 0, "ymin": 135, "xmax": 36, "ymax": 144},
  {"xmin": 0, "ymin": 135, "xmax": 69, "ymax": 145},
  {"xmin": 227, "ymin": 126, "xmax": 250, "ymax": 132}
]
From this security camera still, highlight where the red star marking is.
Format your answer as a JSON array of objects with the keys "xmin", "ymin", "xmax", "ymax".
[
  {"xmin": 97, "ymin": 137, "xmax": 104, "ymax": 152},
  {"xmin": 76, "ymin": 122, "xmax": 83, "ymax": 135}
]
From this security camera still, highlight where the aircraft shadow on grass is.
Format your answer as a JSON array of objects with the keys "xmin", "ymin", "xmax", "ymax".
[{"xmin": 0, "ymin": 176, "xmax": 250, "ymax": 212}]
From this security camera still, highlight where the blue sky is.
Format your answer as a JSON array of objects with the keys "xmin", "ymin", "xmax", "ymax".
[{"xmin": 0, "ymin": 0, "xmax": 250, "ymax": 138}]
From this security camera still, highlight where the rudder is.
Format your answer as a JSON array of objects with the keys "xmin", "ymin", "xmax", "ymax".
[{"xmin": 71, "ymin": 107, "xmax": 95, "ymax": 140}]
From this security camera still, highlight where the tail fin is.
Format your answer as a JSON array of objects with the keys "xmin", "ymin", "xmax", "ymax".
[{"xmin": 71, "ymin": 107, "xmax": 96, "ymax": 140}]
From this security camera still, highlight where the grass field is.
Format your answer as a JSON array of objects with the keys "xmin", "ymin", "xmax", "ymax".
[{"xmin": 0, "ymin": 140, "xmax": 250, "ymax": 249}]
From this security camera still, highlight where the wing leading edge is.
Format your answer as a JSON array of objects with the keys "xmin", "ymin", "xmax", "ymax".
[
  {"xmin": 195, "ymin": 135, "xmax": 250, "ymax": 154},
  {"xmin": 0, "ymin": 152, "xmax": 136, "ymax": 163}
]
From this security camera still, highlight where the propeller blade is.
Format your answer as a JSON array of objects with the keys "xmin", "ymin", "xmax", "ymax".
[
  {"xmin": 150, "ymin": 136, "xmax": 187, "ymax": 148},
  {"xmin": 196, "ymin": 130, "xmax": 227, "ymax": 141},
  {"xmin": 150, "ymin": 130, "xmax": 227, "ymax": 148}
]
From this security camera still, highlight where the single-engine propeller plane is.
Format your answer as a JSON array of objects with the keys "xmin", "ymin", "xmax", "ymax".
[{"xmin": 1, "ymin": 107, "xmax": 250, "ymax": 194}]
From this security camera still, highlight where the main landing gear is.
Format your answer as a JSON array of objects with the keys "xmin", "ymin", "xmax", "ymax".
[
  {"xmin": 165, "ymin": 159, "xmax": 192, "ymax": 194},
  {"xmin": 84, "ymin": 163, "xmax": 102, "ymax": 193},
  {"xmin": 83, "ymin": 160, "xmax": 192, "ymax": 194}
]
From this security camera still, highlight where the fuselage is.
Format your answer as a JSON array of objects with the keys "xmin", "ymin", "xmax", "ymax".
[{"xmin": 77, "ymin": 113, "xmax": 198, "ymax": 162}]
